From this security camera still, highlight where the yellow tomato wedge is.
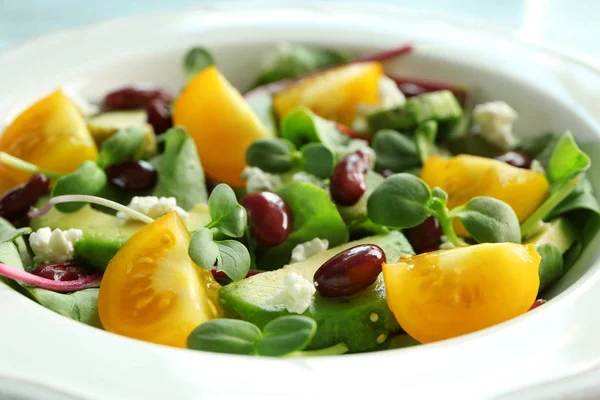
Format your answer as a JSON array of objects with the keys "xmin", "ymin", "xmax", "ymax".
[
  {"xmin": 383, "ymin": 243, "xmax": 540, "ymax": 344},
  {"xmin": 421, "ymin": 154, "xmax": 549, "ymax": 235},
  {"xmin": 273, "ymin": 61, "xmax": 383, "ymax": 126},
  {"xmin": 0, "ymin": 90, "xmax": 98, "ymax": 188},
  {"xmin": 98, "ymin": 211, "xmax": 223, "ymax": 348},
  {"xmin": 173, "ymin": 66, "xmax": 273, "ymax": 188}
]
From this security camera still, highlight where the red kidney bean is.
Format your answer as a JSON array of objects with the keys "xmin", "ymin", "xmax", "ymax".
[
  {"xmin": 404, "ymin": 217, "xmax": 443, "ymax": 254},
  {"xmin": 330, "ymin": 151, "xmax": 369, "ymax": 206},
  {"xmin": 103, "ymin": 85, "xmax": 173, "ymax": 110},
  {"xmin": 241, "ymin": 192, "xmax": 292, "ymax": 247},
  {"xmin": 145, "ymin": 99, "xmax": 172, "ymax": 135},
  {"xmin": 529, "ymin": 299, "xmax": 547, "ymax": 311},
  {"xmin": 31, "ymin": 262, "xmax": 92, "ymax": 282},
  {"xmin": 397, "ymin": 82, "xmax": 427, "ymax": 98},
  {"xmin": 314, "ymin": 244, "xmax": 386, "ymax": 298},
  {"xmin": 0, "ymin": 174, "xmax": 50, "ymax": 222},
  {"xmin": 494, "ymin": 151, "xmax": 531, "ymax": 169},
  {"xmin": 105, "ymin": 160, "xmax": 157, "ymax": 191}
]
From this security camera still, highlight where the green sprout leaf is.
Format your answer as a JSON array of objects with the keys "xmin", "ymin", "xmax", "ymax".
[
  {"xmin": 300, "ymin": 143, "xmax": 335, "ymax": 178},
  {"xmin": 245, "ymin": 138, "xmax": 297, "ymax": 173},
  {"xmin": 188, "ymin": 228, "xmax": 220, "ymax": 270},
  {"xmin": 214, "ymin": 240, "xmax": 251, "ymax": 282},
  {"xmin": 51, "ymin": 161, "xmax": 107, "ymax": 213},
  {"xmin": 183, "ymin": 47, "xmax": 214, "ymax": 82},
  {"xmin": 207, "ymin": 184, "xmax": 247, "ymax": 238},
  {"xmin": 187, "ymin": 319, "xmax": 262, "ymax": 355},
  {"xmin": 451, "ymin": 197, "xmax": 521, "ymax": 244},
  {"xmin": 414, "ymin": 120, "xmax": 438, "ymax": 164},
  {"xmin": 96, "ymin": 127, "xmax": 145, "ymax": 168},
  {"xmin": 367, "ymin": 173, "xmax": 432, "ymax": 228},
  {"xmin": 372, "ymin": 129, "xmax": 421, "ymax": 172},
  {"xmin": 256, "ymin": 315, "xmax": 317, "ymax": 357}
]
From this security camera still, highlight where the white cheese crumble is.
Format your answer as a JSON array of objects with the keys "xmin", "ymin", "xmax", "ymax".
[
  {"xmin": 290, "ymin": 238, "xmax": 329, "ymax": 263},
  {"xmin": 472, "ymin": 101, "xmax": 518, "ymax": 149},
  {"xmin": 353, "ymin": 76, "xmax": 406, "ymax": 132},
  {"xmin": 241, "ymin": 166, "xmax": 283, "ymax": 194},
  {"xmin": 265, "ymin": 272, "xmax": 316, "ymax": 314},
  {"xmin": 29, "ymin": 228, "xmax": 83, "ymax": 264},
  {"xmin": 439, "ymin": 235, "xmax": 456, "ymax": 250},
  {"xmin": 117, "ymin": 196, "xmax": 189, "ymax": 221}
]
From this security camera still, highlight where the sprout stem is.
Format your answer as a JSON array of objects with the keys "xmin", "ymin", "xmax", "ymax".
[
  {"xmin": 0, "ymin": 152, "xmax": 63, "ymax": 180},
  {"xmin": 288, "ymin": 342, "xmax": 349, "ymax": 357}
]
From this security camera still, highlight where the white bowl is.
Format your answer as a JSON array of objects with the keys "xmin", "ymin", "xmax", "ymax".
[{"xmin": 1, "ymin": 3, "xmax": 600, "ymax": 399}]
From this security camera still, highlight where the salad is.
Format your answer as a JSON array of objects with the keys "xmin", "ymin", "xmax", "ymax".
[{"xmin": 0, "ymin": 43, "xmax": 597, "ymax": 356}]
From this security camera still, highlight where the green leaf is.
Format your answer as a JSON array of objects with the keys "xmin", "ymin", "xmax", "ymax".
[
  {"xmin": 444, "ymin": 133, "xmax": 503, "ymax": 158},
  {"xmin": 51, "ymin": 161, "xmax": 107, "ymax": 212},
  {"xmin": 247, "ymin": 90, "xmax": 277, "ymax": 135},
  {"xmin": 536, "ymin": 243, "xmax": 565, "ymax": 292},
  {"xmin": 183, "ymin": 47, "xmax": 214, "ymax": 81},
  {"xmin": 372, "ymin": 130, "xmax": 421, "ymax": 172},
  {"xmin": 96, "ymin": 127, "xmax": 145, "ymax": 168},
  {"xmin": 414, "ymin": 120, "xmax": 438, "ymax": 163},
  {"xmin": 546, "ymin": 131, "xmax": 590, "ymax": 183},
  {"xmin": 257, "ymin": 182, "xmax": 348, "ymax": 270},
  {"xmin": 245, "ymin": 138, "xmax": 297, "ymax": 173},
  {"xmin": 280, "ymin": 107, "xmax": 349, "ymax": 151},
  {"xmin": 207, "ymin": 184, "xmax": 247, "ymax": 238},
  {"xmin": 151, "ymin": 127, "xmax": 208, "ymax": 210},
  {"xmin": 431, "ymin": 186, "xmax": 448, "ymax": 203},
  {"xmin": 214, "ymin": 240, "xmax": 251, "ymax": 282},
  {"xmin": 188, "ymin": 228, "xmax": 220, "ymax": 270},
  {"xmin": 452, "ymin": 197, "xmax": 521, "ymax": 243},
  {"xmin": 0, "ymin": 226, "xmax": 31, "ymax": 245},
  {"xmin": 300, "ymin": 143, "xmax": 335, "ymax": 178},
  {"xmin": 256, "ymin": 315, "xmax": 317, "ymax": 357},
  {"xmin": 367, "ymin": 173, "xmax": 432, "ymax": 228},
  {"xmin": 187, "ymin": 318, "xmax": 262, "ymax": 355},
  {"xmin": 252, "ymin": 44, "xmax": 350, "ymax": 87},
  {"xmin": 514, "ymin": 133, "xmax": 557, "ymax": 159},
  {"xmin": 27, "ymin": 288, "xmax": 102, "ymax": 328},
  {"xmin": 549, "ymin": 175, "xmax": 600, "ymax": 218}
]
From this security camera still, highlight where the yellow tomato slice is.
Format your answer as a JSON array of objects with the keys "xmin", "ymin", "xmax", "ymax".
[
  {"xmin": 173, "ymin": 66, "xmax": 273, "ymax": 188},
  {"xmin": 421, "ymin": 154, "xmax": 549, "ymax": 236},
  {"xmin": 383, "ymin": 243, "xmax": 540, "ymax": 344},
  {"xmin": 98, "ymin": 211, "xmax": 223, "ymax": 348},
  {"xmin": 0, "ymin": 90, "xmax": 98, "ymax": 188},
  {"xmin": 273, "ymin": 62, "xmax": 383, "ymax": 126}
]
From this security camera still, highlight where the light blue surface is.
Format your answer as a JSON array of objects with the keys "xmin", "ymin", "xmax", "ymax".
[{"xmin": 0, "ymin": 0, "xmax": 598, "ymax": 60}]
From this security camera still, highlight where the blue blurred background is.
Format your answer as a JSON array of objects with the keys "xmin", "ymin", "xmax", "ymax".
[{"xmin": 1, "ymin": 0, "xmax": 598, "ymax": 60}]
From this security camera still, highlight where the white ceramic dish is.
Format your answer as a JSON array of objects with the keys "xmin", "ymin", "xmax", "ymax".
[{"xmin": 1, "ymin": 3, "xmax": 600, "ymax": 399}]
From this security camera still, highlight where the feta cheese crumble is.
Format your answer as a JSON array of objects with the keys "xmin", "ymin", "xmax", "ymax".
[
  {"xmin": 117, "ymin": 196, "xmax": 189, "ymax": 221},
  {"xmin": 353, "ymin": 76, "xmax": 406, "ymax": 132},
  {"xmin": 472, "ymin": 101, "xmax": 518, "ymax": 149},
  {"xmin": 265, "ymin": 272, "xmax": 316, "ymax": 314},
  {"xmin": 29, "ymin": 228, "xmax": 83, "ymax": 264},
  {"xmin": 439, "ymin": 235, "xmax": 456, "ymax": 250},
  {"xmin": 290, "ymin": 238, "xmax": 329, "ymax": 263},
  {"xmin": 241, "ymin": 166, "xmax": 283, "ymax": 194}
]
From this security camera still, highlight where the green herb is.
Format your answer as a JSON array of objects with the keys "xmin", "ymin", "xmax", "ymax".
[
  {"xmin": 414, "ymin": 120, "xmax": 438, "ymax": 164},
  {"xmin": 96, "ymin": 127, "xmax": 146, "ymax": 168},
  {"xmin": 245, "ymin": 138, "xmax": 298, "ymax": 173},
  {"xmin": 206, "ymin": 184, "xmax": 247, "ymax": 238},
  {"xmin": 252, "ymin": 44, "xmax": 350, "ymax": 88},
  {"xmin": 247, "ymin": 89, "xmax": 278, "ymax": 135},
  {"xmin": 256, "ymin": 182, "xmax": 348, "ymax": 270},
  {"xmin": 549, "ymin": 175, "xmax": 600, "ymax": 218},
  {"xmin": 183, "ymin": 47, "xmax": 214, "ymax": 82},
  {"xmin": 151, "ymin": 127, "xmax": 208, "ymax": 210},
  {"xmin": 187, "ymin": 315, "xmax": 332, "ymax": 357},
  {"xmin": 367, "ymin": 173, "xmax": 520, "ymax": 246},
  {"xmin": 536, "ymin": 243, "xmax": 565, "ymax": 292},
  {"xmin": 444, "ymin": 134, "xmax": 503, "ymax": 158},
  {"xmin": 0, "ymin": 152, "xmax": 63, "ymax": 180},
  {"xmin": 0, "ymin": 227, "xmax": 31, "ymax": 245},
  {"xmin": 372, "ymin": 129, "xmax": 420, "ymax": 172},
  {"xmin": 280, "ymin": 107, "xmax": 349, "ymax": 151},
  {"xmin": 188, "ymin": 228, "xmax": 220, "ymax": 270},
  {"xmin": 214, "ymin": 240, "xmax": 251, "ymax": 282},
  {"xmin": 514, "ymin": 133, "xmax": 557, "ymax": 159},
  {"xmin": 299, "ymin": 143, "xmax": 335, "ymax": 178},
  {"xmin": 51, "ymin": 161, "xmax": 107, "ymax": 213}
]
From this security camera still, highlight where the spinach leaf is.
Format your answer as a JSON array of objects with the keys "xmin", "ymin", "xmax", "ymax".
[
  {"xmin": 247, "ymin": 89, "xmax": 278, "ymax": 135},
  {"xmin": 252, "ymin": 44, "xmax": 350, "ymax": 87},
  {"xmin": 256, "ymin": 315, "xmax": 317, "ymax": 357},
  {"xmin": 549, "ymin": 175, "xmax": 600, "ymax": 218},
  {"xmin": 545, "ymin": 131, "xmax": 590, "ymax": 183},
  {"xmin": 414, "ymin": 120, "xmax": 438, "ymax": 163},
  {"xmin": 51, "ymin": 161, "xmax": 107, "ymax": 212},
  {"xmin": 245, "ymin": 138, "xmax": 297, "ymax": 173},
  {"xmin": 280, "ymin": 107, "xmax": 349, "ymax": 151},
  {"xmin": 536, "ymin": 243, "xmax": 565, "ymax": 293},
  {"xmin": 151, "ymin": 127, "xmax": 208, "ymax": 210},
  {"xmin": 214, "ymin": 240, "xmax": 251, "ymax": 282},
  {"xmin": 183, "ymin": 47, "xmax": 214, "ymax": 82},
  {"xmin": 0, "ymin": 227, "xmax": 31, "ymax": 245},
  {"xmin": 257, "ymin": 182, "xmax": 348, "ymax": 270},
  {"xmin": 451, "ymin": 197, "xmax": 521, "ymax": 244},
  {"xmin": 187, "ymin": 318, "xmax": 262, "ymax": 355},
  {"xmin": 367, "ymin": 173, "xmax": 432, "ymax": 228},
  {"xmin": 372, "ymin": 130, "xmax": 421, "ymax": 172},
  {"xmin": 96, "ymin": 127, "xmax": 145, "ymax": 168},
  {"xmin": 444, "ymin": 133, "xmax": 503, "ymax": 158},
  {"xmin": 207, "ymin": 184, "xmax": 247, "ymax": 238},
  {"xmin": 300, "ymin": 143, "xmax": 335, "ymax": 178},
  {"xmin": 514, "ymin": 133, "xmax": 557, "ymax": 159}
]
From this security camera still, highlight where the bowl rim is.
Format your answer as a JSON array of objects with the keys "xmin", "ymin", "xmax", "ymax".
[{"xmin": 2, "ymin": 2, "xmax": 600, "ymax": 399}]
